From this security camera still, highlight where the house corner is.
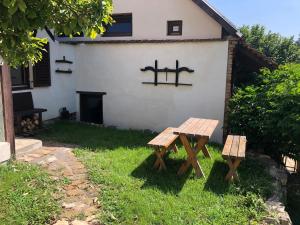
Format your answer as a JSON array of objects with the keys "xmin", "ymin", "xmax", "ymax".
[{"xmin": 222, "ymin": 37, "xmax": 239, "ymax": 143}]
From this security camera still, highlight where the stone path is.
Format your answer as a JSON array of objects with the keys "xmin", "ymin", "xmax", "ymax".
[{"xmin": 17, "ymin": 142, "xmax": 101, "ymax": 225}]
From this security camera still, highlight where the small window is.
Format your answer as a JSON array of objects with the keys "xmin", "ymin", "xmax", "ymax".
[
  {"xmin": 167, "ymin": 20, "xmax": 182, "ymax": 36},
  {"xmin": 103, "ymin": 14, "xmax": 132, "ymax": 37},
  {"xmin": 11, "ymin": 66, "xmax": 30, "ymax": 90}
]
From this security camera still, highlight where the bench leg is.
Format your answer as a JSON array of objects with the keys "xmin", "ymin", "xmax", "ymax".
[
  {"xmin": 225, "ymin": 158, "xmax": 241, "ymax": 181},
  {"xmin": 172, "ymin": 144, "xmax": 178, "ymax": 153},
  {"xmin": 38, "ymin": 112, "xmax": 43, "ymax": 128},
  {"xmin": 15, "ymin": 115, "xmax": 22, "ymax": 134},
  {"xmin": 153, "ymin": 147, "xmax": 167, "ymax": 171}
]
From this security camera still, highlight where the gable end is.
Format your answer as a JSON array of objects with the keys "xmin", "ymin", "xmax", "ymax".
[{"xmin": 193, "ymin": 0, "xmax": 240, "ymax": 37}]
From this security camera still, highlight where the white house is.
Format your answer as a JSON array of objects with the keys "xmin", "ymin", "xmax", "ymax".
[{"xmin": 10, "ymin": 0, "xmax": 258, "ymax": 143}]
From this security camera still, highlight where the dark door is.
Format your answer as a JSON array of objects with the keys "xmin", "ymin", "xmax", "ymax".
[{"xmin": 80, "ymin": 94, "xmax": 103, "ymax": 124}]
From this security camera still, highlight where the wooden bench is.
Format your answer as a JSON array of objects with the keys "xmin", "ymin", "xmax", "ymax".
[
  {"xmin": 222, "ymin": 135, "xmax": 247, "ymax": 181},
  {"xmin": 13, "ymin": 92, "xmax": 47, "ymax": 134},
  {"xmin": 148, "ymin": 127, "xmax": 179, "ymax": 171}
]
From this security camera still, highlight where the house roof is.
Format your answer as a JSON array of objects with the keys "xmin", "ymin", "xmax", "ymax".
[
  {"xmin": 238, "ymin": 42, "xmax": 278, "ymax": 70},
  {"xmin": 192, "ymin": 0, "xmax": 241, "ymax": 37}
]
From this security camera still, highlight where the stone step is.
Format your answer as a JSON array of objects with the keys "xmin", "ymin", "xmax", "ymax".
[{"xmin": 15, "ymin": 138, "xmax": 43, "ymax": 157}]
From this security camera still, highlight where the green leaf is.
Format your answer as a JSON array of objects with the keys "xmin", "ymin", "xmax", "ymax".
[
  {"xmin": 8, "ymin": 3, "xmax": 18, "ymax": 15},
  {"xmin": 89, "ymin": 29, "xmax": 98, "ymax": 39},
  {"xmin": 2, "ymin": 0, "xmax": 14, "ymax": 8},
  {"xmin": 18, "ymin": 0, "xmax": 27, "ymax": 12}
]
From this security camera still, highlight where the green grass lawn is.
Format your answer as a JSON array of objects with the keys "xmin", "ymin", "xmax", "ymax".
[
  {"xmin": 39, "ymin": 121, "xmax": 274, "ymax": 225},
  {"xmin": 0, "ymin": 163, "xmax": 60, "ymax": 225}
]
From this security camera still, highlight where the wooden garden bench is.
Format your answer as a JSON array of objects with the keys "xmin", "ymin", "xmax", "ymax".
[
  {"xmin": 13, "ymin": 92, "xmax": 47, "ymax": 134},
  {"xmin": 222, "ymin": 135, "xmax": 247, "ymax": 181},
  {"xmin": 148, "ymin": 127, "xmax": 179, "ymax": 171}
]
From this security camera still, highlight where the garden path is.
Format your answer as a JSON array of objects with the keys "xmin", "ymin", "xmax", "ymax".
[{"xmin": 17, "ymin": 142, "xmax": 100, "ymax": 225}]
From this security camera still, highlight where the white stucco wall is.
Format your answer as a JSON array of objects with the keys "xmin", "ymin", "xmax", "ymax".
[
  {"xmin": 112, "ymin": 0, "xmax": 222, "ymax": 39},
  {"xmin": 13, "ymin": 31, "xmax": 77, "ymax": 120},
  {"xmin": 57, "ymin": 0, "xmax": 222, "ymax": 42},
  {"xmin": 75, "ymin": 41, "xmax": 229, "ymax": 142}
]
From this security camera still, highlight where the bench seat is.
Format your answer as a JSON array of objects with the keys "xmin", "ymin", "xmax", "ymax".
[
  {"xmin": 222, "ymin": 135, "xmax": 247, "ymax": 181},
  {"xmin": 148, "ymin": 127, "xmax": 179, "ymax": 171},
  {"xmin": 148, "ymin": 127, "xmax": 179, "ymax": 149},
  {"xmin": 14, "ymin": 108, "xmax": 47, "ymax": 117}
]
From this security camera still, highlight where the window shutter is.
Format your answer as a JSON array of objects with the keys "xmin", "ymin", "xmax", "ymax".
[{"xmin": 33, "ymin": 43, "xmax": 51, "ymax": 87}]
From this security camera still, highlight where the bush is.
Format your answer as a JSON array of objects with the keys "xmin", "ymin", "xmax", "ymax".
[{"xmin": 229, "ymin": 64, "xmax": 300, "ymax": 161}]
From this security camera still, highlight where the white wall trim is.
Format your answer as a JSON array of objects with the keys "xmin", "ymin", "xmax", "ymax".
[{"xmin": 0, "ymin": 142, "xmax": 11, "ymax": 163}]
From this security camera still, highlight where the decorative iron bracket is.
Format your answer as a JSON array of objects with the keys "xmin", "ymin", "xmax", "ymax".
[{"xmin": 141, "ymin": 60, "xmax": 194, "ymax": 87}]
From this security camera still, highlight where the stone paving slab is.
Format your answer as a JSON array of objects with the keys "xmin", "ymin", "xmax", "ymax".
[{"xmin": 17, "ymin": 142, "xmax": 101, "ymax": 225}]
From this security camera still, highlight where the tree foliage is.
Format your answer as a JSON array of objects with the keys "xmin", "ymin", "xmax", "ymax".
[
  {"xmin": 0, "ymin": 0, "xmax": 113, "ymax": 67},
  {"xmin": 229, "ymin": 64, "xmax": 300, "ymax": 161},
  {"xmin": 240, "ymin": 25, "xmax": 300, "ymax": 65}
]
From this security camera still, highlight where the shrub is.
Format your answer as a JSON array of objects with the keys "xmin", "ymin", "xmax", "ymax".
[{"xmin": 229, "ymin": 64, "xmax": 300, "ymax": 161}]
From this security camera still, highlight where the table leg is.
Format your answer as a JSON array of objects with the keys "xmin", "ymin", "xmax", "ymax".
[
  {"xmin": 178, "ymin": 136, "xmax": 208, "ymax": 176},
  {"xmin": 195, "ymin": 137, "xmax": 211, "ymax": 158},
  {"xmin": 201, "ymin": 145, "xmax": 211, "ymax": 159},
  {"xmin": 177, "ymin": 134, "xmax": 205, "ymax": 178},
  {"xmin": 225, "ymin": 158, "xmax": 241, "ymax": 181}
]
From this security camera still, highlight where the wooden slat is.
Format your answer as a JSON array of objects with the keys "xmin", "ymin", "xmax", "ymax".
[
  {"xmin": 148, "ymin": 127, "xmax": 178, "ymax": 148},
  {"xmin": 222, "ymin": 135, "xmax": 233, "ymax": 158},
  {"xmin": 181, "ymin": 118, "xmax": 198, "ymax": 134},
  {"xmin": 195, "ymin": 119, "xmax": 210, "ymax": 136},
  {"xmin": 202, "ymin": 120, "xmax": 219, "ymax": 138},
  {"xmin": 174, "ymin": 118, "xmax": 219, "ymax": 138},
  {"xmin": 229, "ymin": 136, "xmax": 240, "ymax": 158},
  {"xmin": 174, "ymin": 118, "xmax": 194, "ymax": 135},
  {"xmin": 33, "ymin": 43, "xmax": 51, "ymax": 87},
  {"xmin": 237, "ymin": 136, "xmax": 247, "ymax": 158}
]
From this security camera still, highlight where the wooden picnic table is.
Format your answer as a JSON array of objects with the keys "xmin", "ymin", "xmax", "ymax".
[{"xmin": 174, "ymin": 118, "xmax": 219, "ymax": 178}]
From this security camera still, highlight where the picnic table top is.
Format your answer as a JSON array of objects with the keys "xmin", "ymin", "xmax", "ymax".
[
  {"xmin": 173, "ymin": 118, "xmax": 219, "ymax": 138},
  {"xmin": 148, "ymin": 127, "xmax": 179, "ymax": 148}
]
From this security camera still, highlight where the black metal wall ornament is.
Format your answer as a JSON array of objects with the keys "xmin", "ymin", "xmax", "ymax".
[
  {"xmin": 55, "ymin": 56, "xmax": 73, "ymax": 64},
  {"xmin": 141, "ymin": 60, "xmax": 194, "ymax": 87},
  {"xmin": 55, "ymin": 69, "xmax": 72, "ymax": 74},
  {"xmin": 55, "ymin": 56, "xmax": 73, "ymax": 74}
]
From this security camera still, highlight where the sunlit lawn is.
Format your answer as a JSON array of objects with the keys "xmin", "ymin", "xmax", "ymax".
[
  {"xmin": 39, "ymin": 121, "xmax": 274, "ymax": 225},
  {"xmin": 0, "ymin": 163, "xmax": 60, "ymax": 225}
]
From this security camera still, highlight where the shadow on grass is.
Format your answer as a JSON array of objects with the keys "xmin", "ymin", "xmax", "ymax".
[
  {"xmin": 38, "ymin": 121, "xmax": 157, "ymax": 151},
  {"xmin": 204, "ymin": 160, "xmax": 230, "ymax": 195},
  {"xmin": 205, "ymin": 158, "xmax": 274, "ymax": 199},
  {"xmin": 131, "ymin": 154, "xmax": 192, "ymax": 194}
]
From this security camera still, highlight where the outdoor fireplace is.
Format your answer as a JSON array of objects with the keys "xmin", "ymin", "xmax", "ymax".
[{"xmin": 77, "ymin": 91, "xmax": 106, "ymax": 125}]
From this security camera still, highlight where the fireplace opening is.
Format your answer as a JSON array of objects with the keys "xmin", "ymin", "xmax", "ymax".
[{"xmin": 77, "ymin": 91, "xmax": 106, "ymax": 124}]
